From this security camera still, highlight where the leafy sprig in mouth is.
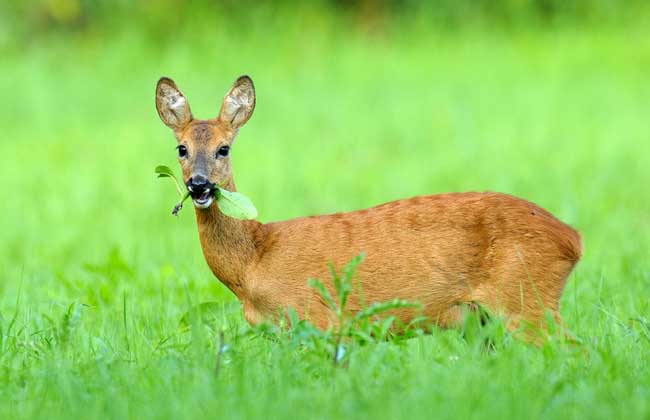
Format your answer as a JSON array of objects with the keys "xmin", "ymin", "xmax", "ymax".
[{"xmin": 155, "ymin": 165, "xmax": 257, "ymax": 220}]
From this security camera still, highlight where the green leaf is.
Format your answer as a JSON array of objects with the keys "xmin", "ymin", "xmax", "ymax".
[
  {"xmin": 308, "ymin": 278, "xmax": 338, "ymax": 312},
  {"xmin": 155, "ymin": 165, "xmax": 184, "ymax": 198},
  {"xmin": 154, "ymin": 165, "xmax": 175, "ymax": 177},
  {"xmin": 216, "ymin": 187, "xmax": 258, "ymax": 220},
  {"xmin": 352, "ymin": 299, "xmax": 421, "ymax": 322},
  {"xmin": 336, "ymin": 253, "xmax": 365, "ymax": 310}
]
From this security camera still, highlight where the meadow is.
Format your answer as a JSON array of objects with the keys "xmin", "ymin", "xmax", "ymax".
[{"xmin": 1, "ymin": 7, "xmax": 649, "ymax": 419}]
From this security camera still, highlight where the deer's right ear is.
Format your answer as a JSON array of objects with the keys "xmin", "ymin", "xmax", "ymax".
[{"xmin": 156, "ymin": 77, "xmax": 193, "ymax": 131}]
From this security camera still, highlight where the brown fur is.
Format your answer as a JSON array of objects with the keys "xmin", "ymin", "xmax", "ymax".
[{"xmin": 155, "ymin": 76, "xmax": 582, "ymax": 339}]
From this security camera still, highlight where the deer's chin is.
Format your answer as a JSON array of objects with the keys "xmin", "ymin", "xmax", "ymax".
[{"xmin": 192, "ymin": 190, "xmax": 214, "ymax": 209}]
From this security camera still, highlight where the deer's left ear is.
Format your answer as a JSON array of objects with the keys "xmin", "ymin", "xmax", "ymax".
[
  {"xmin": 156, "ymin": 77, "xmax": 193, "ymax": 131},
  {"xmin": 218, "ymin": 75, "xmax": 255, "ymax": 130}
]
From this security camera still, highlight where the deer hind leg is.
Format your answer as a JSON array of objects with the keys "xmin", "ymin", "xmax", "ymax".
[{"xmin": 473, "ymin": 258, "xmax": 575, "ymax": 343}]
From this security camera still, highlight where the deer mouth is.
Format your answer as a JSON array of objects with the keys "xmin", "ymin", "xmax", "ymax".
[{"xmin": 190, "ymin": 188, "xmax": 215, "ymax": 209}]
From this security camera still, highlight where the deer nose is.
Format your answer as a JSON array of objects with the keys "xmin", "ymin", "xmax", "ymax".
[{"xmin": 187, "ymin": 175, "xmax": 209, "ymax": 192}]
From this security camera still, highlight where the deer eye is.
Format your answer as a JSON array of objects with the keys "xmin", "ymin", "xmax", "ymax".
[
  {"xmin": 177, "ymin": 145, "xmax": 188, "ymax": 158},
  {"xmin": 217, "ymin": 145, "xmax": 230, "ymax": 158}
]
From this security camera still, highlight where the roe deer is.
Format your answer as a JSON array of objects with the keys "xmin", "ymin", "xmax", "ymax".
[{"xmin": 155, "ymin": 75, "xmax": 582, "ymax": 339}]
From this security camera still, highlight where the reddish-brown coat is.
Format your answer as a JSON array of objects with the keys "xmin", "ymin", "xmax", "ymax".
[
  {"xmin": 195, "ymin": 188, "xmax": 581, "ymax": 334},
  {"xmin": 155, "ymin": 76, "xmax": 582, "ymax": 338}
]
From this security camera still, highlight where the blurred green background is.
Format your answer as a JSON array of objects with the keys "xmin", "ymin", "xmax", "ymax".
[{"xmin": 1, "ymin": 1, "xmax": 649, "ymax": 419}]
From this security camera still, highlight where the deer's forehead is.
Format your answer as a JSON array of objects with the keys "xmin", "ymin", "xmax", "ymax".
[{"xmin": 181, "ymin": 121, "xmax": 229, "ymax": 146}]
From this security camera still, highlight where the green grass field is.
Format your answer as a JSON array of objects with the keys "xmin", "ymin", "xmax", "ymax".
[{"xmin": 1, "ymin": 12, "xmax": 649, "ymax": 419}]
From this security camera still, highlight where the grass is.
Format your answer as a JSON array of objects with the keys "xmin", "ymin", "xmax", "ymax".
[{"xmin": 1, "ymin": 13, "xmax": 649, "ymax": 419}]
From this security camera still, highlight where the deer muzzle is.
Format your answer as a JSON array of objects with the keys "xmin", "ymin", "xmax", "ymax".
[{"xmin": 186, "ymin": 175, "xmax": 216, "ymax": 209}]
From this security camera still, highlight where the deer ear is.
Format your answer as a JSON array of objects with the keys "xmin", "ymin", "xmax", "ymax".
[
  {"xmin": 156, "ymin": 77, "xmax": 193, "ymax": 131},
  {"xmin": 218, "ymin": 76, "xmax": 255, "ymax": 129}
]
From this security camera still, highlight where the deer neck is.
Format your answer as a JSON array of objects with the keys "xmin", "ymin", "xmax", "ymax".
[{"xmin": 193, "ymin": 178, "xmax": 265, "ymax": 297}]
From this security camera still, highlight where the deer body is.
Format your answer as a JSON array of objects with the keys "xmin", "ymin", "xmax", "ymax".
[{"xmin": 156, "ymin": 76, "xmax": 582, "ymax": 335}]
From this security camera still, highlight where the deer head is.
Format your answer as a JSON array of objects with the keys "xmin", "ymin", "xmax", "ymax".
[{"xmin": 155, "ymin": 76, "xmax": 255, "ymax": 209}]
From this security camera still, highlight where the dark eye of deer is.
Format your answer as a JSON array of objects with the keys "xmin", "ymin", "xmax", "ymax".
[
  {"xmin": 177, "ymin": 145, "xmax": 188, "ymax": 158},
  {"xmin": 217, "ymin": 146, "xmax": 230, "ymax": 158}
]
